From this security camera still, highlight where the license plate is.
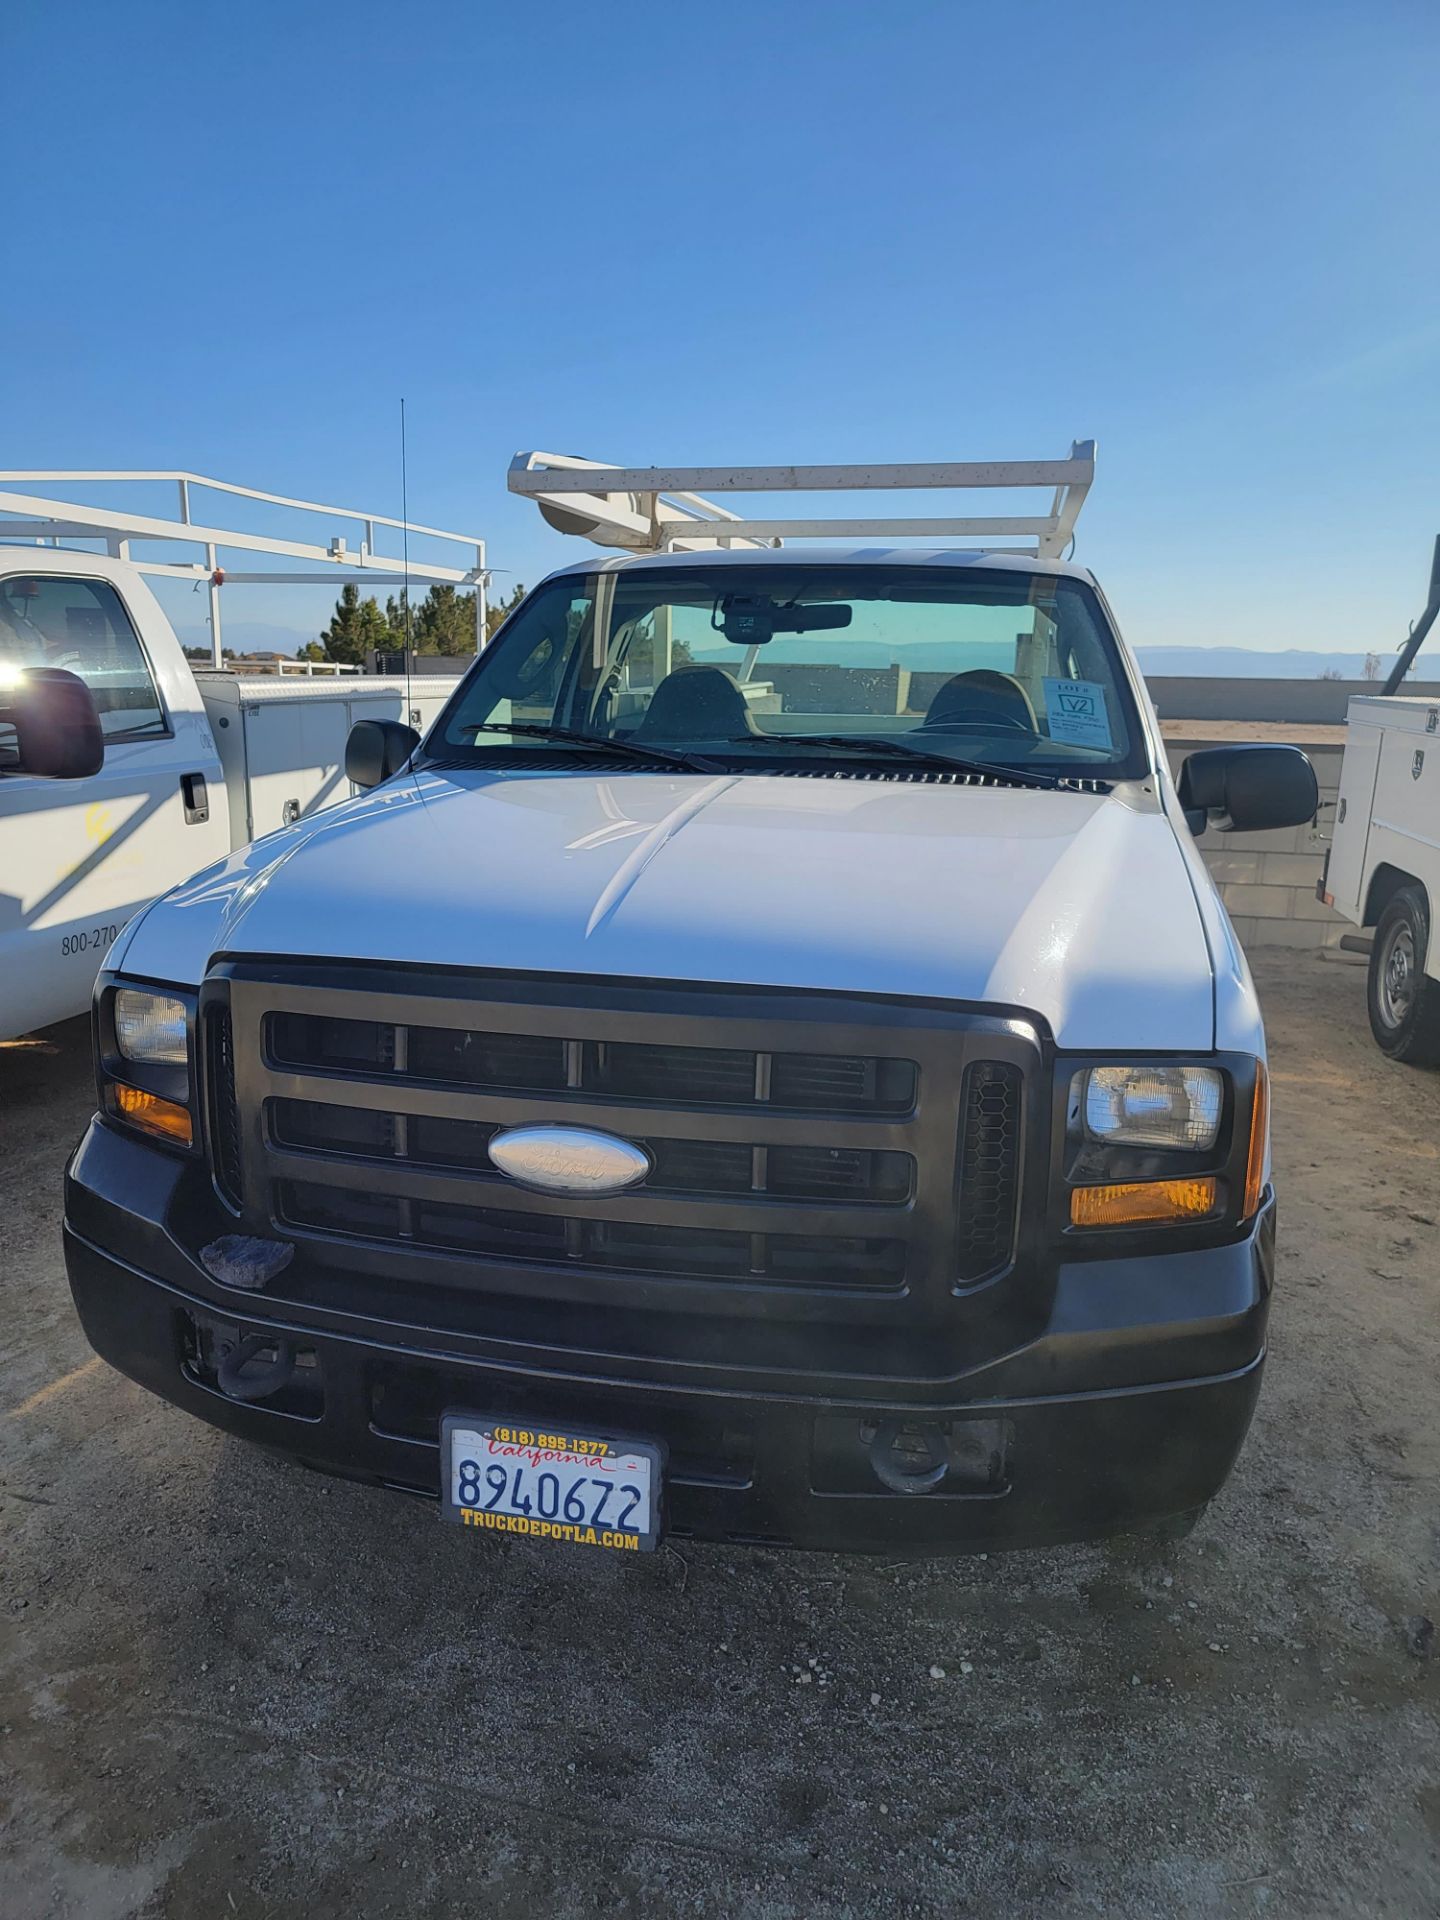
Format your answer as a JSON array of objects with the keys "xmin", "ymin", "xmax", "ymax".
[{"xmin": 439, "ymin": 1413, "xmax": 664, "ymax": 1552}]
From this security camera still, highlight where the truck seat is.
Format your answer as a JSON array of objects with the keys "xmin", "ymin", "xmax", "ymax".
[
  {"xmin": 635, "ymin": 666, "xmax": 759, "ymax": 740},
  {"xmin": 923, "ymin": 669, "xmax": 1037, "ymax": 733}
]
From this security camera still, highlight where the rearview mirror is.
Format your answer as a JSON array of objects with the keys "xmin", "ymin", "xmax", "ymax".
[
  {"xmin": 717, "ymin": 598, "xmax": 853, "ymax": 644},
  {"xmin": 345, "ymin": 718, "xmax": 419, "ymax": 790},
  {"xmin": 0, "ymin": 667, "xmax": 104, "ymax": 778},
  {"xmin": 1178, "ymin": 744, "xmax": 1318, "ymax": 835}
]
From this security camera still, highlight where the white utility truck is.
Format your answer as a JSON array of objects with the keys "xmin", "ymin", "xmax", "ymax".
[
  {"xmin": 0, "ymin": 472, "xmax": 488, "ymax": 1038},
  {"xmin": 66, "ymin": 447, "xmax": 1321, "ymax": 1557},
  {"xmin": 1322, "ymin": 537, "xmax": 1440, "ymax": 1063}
]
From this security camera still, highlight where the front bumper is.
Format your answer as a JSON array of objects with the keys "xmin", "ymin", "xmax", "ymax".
[{"xmin": 63, "ymin": 1118, "xmax": 1273, "ymax": 1555}]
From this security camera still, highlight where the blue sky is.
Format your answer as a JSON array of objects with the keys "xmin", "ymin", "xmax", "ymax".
[{"xmin": 4, "ymin": 0, "xmax": 1438, "ymax": 660}]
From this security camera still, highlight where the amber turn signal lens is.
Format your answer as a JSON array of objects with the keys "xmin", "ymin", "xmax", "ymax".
[
  {"xmin": 1243, "ymin": 1061, "xmax": 1268, "ymax": 1221},
  {"xmin": 112, "ymin": 1083, "xmax": 193, "ymax": 1147},
  {"xmin": 1070, "ymin": 1176, "xmax": 1218, "ymax": 1229}
]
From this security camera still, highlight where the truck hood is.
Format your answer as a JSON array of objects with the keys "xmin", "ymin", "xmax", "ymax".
[{"xmin": 120, "ymin": 769, "xmax": 1215, "ymax": 1051}]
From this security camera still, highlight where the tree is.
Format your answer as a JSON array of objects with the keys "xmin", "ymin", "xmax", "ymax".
[
  {"xmin": 486, "ymin": 582, "xmax": 526, "ymax": 640},
  {"xmin": 319, "ymin": 583, "xmax": 389, "ymax": 665},
  {"xmin": 315, "ymin": 580, "xmax": 531, "ymax": 666},
  {"xmin": 1362, "ymin": 651, "xmax": 1382, "ymax": 682},
  {"xmin": 621, "ymin": 615, "xmax": 694, "ymax": 684},
  {"xmin": 401, "ymin": 580, "xmax": 530, "ymax": 653},
  {"xmin": 385, "ymin": 594, "xmax": 411, "ymax": 648},
  {"xmin": 413, "ymin": 584, "xmax": 477, "ymax": 655}
]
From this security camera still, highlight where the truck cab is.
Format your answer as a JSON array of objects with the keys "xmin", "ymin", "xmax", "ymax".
[
  {"xmin": 0, "ymin": 471, "xmax": 489, "ymax": 1038},
  {"xmin": 63, "ymin": 448, "xmax": 1319, "ymax": 1555},
  {"xmin": 0, "ymin": 550, "xmax": 231, "ymax": 1035}
]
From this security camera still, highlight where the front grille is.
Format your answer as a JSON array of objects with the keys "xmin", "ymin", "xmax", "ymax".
[
  {"xmin": 278, "ymin": 1178, "xmax": 906, "ymax": 1288},
  {"xmin": 204, "ymin": 1006, "xmax": 243, "ymax": 1209},
  {"xmin": 272, "ymin": 1098, "xmax": 499, "ymax": 1170},
  {"xmin": 269, "ymin": 1016, "xmax": 917, "ymax": 1115},
  {"xmin": 207, "ymin": 964, "xmax": 1040, "ymax": 1356},
  {"xmin": 270, "ymin": 1098, "xmax": 913, "ymax": 1208},
  {"xmin": 955, "ymin": 1061, "xmax": 1022, "ymax": 1282}
]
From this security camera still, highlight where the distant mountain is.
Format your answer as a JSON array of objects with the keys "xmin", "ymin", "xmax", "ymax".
[
  {"xmin": 691, "ymin": 639, "xmax": 1417, "ymax": 681},
  {"xmin": 1135, "ymin": 646, "xmax": 1395, "ymax": 680},
  {"xmin": 165, "ymin": 620, "xmax": 1418, "ymax": 682},
  {"xmin": 690, "ymin": 638, "xmax": 1017, "ymax": 671},
  {"xmin": 172, "ymin": 619, "xmax": 312, "ymax": 658}
]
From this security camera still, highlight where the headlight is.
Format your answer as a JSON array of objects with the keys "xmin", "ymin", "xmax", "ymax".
[
  {"xmin": 1077, "ymin": 1065, "xmax": 1222, "ymax": 1152},
  {"xmin": 114, "ymin": 988, "xmax": 190, "ymax": 1066}
]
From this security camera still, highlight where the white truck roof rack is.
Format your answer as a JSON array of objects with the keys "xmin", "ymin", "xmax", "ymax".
[
  {"xmin": 0, "ymin": 469, "xmax": 490, "ymax": 664},
  {"xmin": 508, "ymin": 442, "xmax": 1095, "ymax": 559}
]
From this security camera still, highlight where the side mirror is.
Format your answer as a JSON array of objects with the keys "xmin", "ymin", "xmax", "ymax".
[
  {"xmin": 345, "ymin": 718, "xmax": 419, "ymax": 790},
  {"xmin": 0, "ymin": 667, "xmax": 104, "ymax": 778},
  {"xmin": 1178, "ymin": 744, "xmax": 1318, "ymax": 835}
]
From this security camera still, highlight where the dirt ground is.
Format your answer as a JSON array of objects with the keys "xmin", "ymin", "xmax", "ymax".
[{"xmin": 2, "ymin": 951, "xmax": 1437, "ymax": 1919}]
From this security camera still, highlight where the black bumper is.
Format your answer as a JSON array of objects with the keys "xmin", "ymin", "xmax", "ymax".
[{"xmin": 63, "ymin": 1118, "xmax": 1273, "ymax": 1555}]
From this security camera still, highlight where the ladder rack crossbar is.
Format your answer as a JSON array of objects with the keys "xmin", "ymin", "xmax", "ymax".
[
  {"xmin": 509, "ymin": 444, "xmax": 1095, "ymax": 558},
  {"xmin": 511, "ymin": 457, "xmax": 1092, "ymax": 496}
]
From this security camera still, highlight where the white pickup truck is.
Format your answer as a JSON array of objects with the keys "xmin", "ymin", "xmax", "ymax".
[
  {"xmin": 64, "ymin": 447, "xmax": 1324, "ymax": 1559},
  {"xmin": 1321, "ymin": 541, "xmax": 1440, "ymax": 1065},
  {"xmin": 0, "ymin": 473, "xmax": 487, "ymax": 1038}
]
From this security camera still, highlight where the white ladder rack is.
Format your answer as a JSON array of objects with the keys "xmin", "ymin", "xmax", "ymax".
[
  {"xmin": 0, "ymin": 469, "xmax": 490, "ymax": 664},
  {"xmin": 508, "ymin": 442, "xmax": 1095, "ymax": 558}
]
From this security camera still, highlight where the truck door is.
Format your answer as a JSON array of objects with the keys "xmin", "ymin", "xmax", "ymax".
[
  {"xmin": 1326, "ymin": 713, "xmax": 1385, "ymax": 921},
  {"xmin": 0, "ymin": 568, "xmax": 227, "ymax": 1037}
]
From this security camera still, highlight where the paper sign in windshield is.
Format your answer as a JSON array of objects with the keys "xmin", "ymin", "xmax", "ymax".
[{"xmin": 1043, "ymin": 679, "xmax": 1114, "ymax": 751}]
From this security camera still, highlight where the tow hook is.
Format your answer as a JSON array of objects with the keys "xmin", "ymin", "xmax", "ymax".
[
  {"xmin": 868, "ymin": 1420, "xmax": 950, "ymax": 1494},
  {"xmin": 216, "ymin": 1332, "xmax": 298, "ymax": 1404}
]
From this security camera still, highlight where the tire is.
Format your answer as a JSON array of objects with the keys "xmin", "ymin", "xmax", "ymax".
[
  {"xmin": 1367, "ymin": 885, "xmax": 1440, "ymax": 1067},
  {"xmin": 1147, "ymin": 1503, "xmax": 1207, "ymax": 1543}
]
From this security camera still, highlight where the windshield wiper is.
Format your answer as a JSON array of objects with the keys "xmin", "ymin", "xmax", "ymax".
[
  {"xmin": 453, "ymin": 722, "xmax": 723, "ymax": 774},
  {"xmin": 730, "ymin": 733, "xmax": 1064, "ymax": 791}
]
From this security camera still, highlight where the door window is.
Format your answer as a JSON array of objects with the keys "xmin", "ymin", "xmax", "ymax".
[{"xmin": 0, "ymin": 574, "xmax": 167, "ymax": 742}]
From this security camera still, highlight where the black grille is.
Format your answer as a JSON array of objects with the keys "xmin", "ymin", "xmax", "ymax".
[
  {"xmin": 268, "ymin": 1015, "xmax": 917, "ymax": 1116},
  {"xmin": 212, "ymin": 964, "xmax": 1042, "ymax": 1359},
  {"xmin": 409, "ymin": 1027, "xmax": 566, "ymax": 1090},
  {"xmin": 955, "ymin": 1061, "xmax": 1022, "ymax": 1282},
  {"xmin": 271, "ymin": 1098, "xmax": 500, "ymax": 1170},
  {"xmin": 269, "ymin": 1098, "xmax": 911, "ymax": 1207},
  {"xmin": 270, "ymin": 1012, "xmax": 394, "ymax": 1074},
  {"xmin": 767, "ymin": 1144, "xmax": 911, "ymax": 1202},
  {"xmin": 648, "ymin": 1137, "xmax": 753, "ymax": 1194},
  {"xmin": 278, "ymin": 1180, "xmax": 906, "ymax": 1289},
  {"xmin": 204, "ymin": 1007, "xmax": 243, "ymax": 1210}
]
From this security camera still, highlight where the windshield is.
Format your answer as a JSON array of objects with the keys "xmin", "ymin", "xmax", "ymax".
[{"xmin": 429, "ymin": 564, "xmax": 1149, "ymax": 780}]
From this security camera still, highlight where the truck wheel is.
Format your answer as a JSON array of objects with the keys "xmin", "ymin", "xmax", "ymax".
[
  {"xmin": 1146, "ymin": 1503, "xmax": 1207, "ymax": 1542},
  {"xmin": 1368, "ymin": 886, "xmax": 1440, "ymax": 1067}
]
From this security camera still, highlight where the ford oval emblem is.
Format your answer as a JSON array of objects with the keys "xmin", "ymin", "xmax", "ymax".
[{"xmin": 488, "ymin": 1125, "xmax": 652, "ymax": 1197}]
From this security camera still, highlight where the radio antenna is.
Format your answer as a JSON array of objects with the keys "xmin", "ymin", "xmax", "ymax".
[{"xmin": 400, "ymin": 397, "xmax": 413, "ymax": 726}]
